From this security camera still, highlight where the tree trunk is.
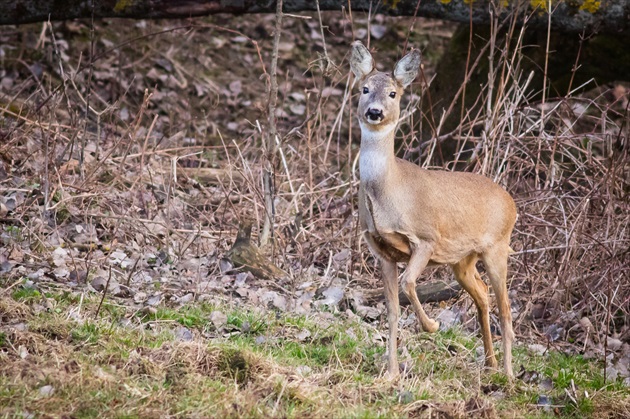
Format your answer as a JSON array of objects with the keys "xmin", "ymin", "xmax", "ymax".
[
  {"xmin": 2, "ymin": 0, "xmax": 630, "ymax": 33},
  {"xmin": 423, "ymin": 24, "xmax": 630, "ymax": 154}
]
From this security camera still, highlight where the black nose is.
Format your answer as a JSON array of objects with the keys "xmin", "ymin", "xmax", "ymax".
[{"xmin": 365, "ymin": 108, "xmax": 384, "ymax": 121}]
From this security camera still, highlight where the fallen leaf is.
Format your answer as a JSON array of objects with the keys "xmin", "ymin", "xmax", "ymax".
[{"xmin": 210, "ymin": 310, "xmax": 227, "ymax": 329}]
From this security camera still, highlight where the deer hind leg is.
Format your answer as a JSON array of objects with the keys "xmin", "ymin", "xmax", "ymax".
[
  {"xmin": 401, "ymin": 243, "xmax": 439, "ymax": 333},
  {"xmin": 451, "ymin": 253, "xmax": 498, "ymax": 369},
  {"xmin": 481, "ymin": 244, "xmax": 514, "ymax": 377},
  {"xmin": 381, "ymin": 259, "xmax": 400, "ymax": 377}
]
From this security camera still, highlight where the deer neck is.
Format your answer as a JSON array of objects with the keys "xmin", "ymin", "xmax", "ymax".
[{"xmin": 359, "ymin": 122, "xmax": 397, "ymax": 185}]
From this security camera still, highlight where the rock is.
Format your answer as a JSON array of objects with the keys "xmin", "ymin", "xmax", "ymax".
[
  {"xmin": 436, "ymin": 308, "xmax": 461, "ymax": 330},
  {"xmin": 91, "ymin": 276, "xmax": 107, "ymax": 292},
  {"xmin": 174, "ymin": 326, "xmax": 193, "ymax": 342},
  {"xmin": 607, "ymin": 337, "xmax": 623, "ymax": 352},
  {"xmin": 176, "ymin": 293, "xmax": 194, "ymax": 305},
  {"xmin": 18, "ymin": 345, "xmax": 28, "ymax": 359},
  {"xmin": 319, "ymin": 286, "xmax": 344, "ymax": 307},
  {"xmin": 606, "ymin": 366, "xmax": 619, "ymax": 381},
  {"xmin": 53, "ymin": 267, "xmax": 70, "ymax": 279},
  {"xmin": 38, "ymin": 385, "xmax": 54, "ymax": 397},
  {"xmin": 234, "ymin": 272, "xmax": 249, "ymax": 287},
  {"xmin": 296, "ymin": 329, "xmax": 311, "ymax": 342},
  {"xmin": 355, "ymin": 304, "xmax": 381, "ymax": 320},
  {"xmin": 146, "ymin": 295, "xmax": 162, "ymax": 306},
  {"xmin": 537, "ymin": 395, "xmax": 552, "ymax": 411},
  {"xmin": 0, "ymin": 261, "xmax": 13, "ymax": 273},
  {"xmin": 544, "ymin": 324, "xmax": 563, "ymax": 342},
  {"xmin": 219, "ymin": 258, "xmax": 233, "ymax": 274}
]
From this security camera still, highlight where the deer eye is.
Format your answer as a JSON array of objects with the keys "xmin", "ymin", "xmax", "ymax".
[
  {"xmin": 362, "ymin": 87, "xmax": 369, "ymax": 94},
  {"xmin": 389, "ymin": 92, "xmax": 396, "ymax": 99}
]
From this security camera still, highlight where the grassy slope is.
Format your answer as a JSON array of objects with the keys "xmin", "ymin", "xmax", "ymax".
[{"xmin": 1, "ymin": 286, "xmax": 628, "ymax": 418}]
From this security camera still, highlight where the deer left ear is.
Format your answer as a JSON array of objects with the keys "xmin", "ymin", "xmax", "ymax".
[
  {"xmin": 350, "ymin": 40, "xmax": 375, "ymax": 80},
  {"xmin": 393, "ymin": 49, "xmax": 421, "ymax": 88}
]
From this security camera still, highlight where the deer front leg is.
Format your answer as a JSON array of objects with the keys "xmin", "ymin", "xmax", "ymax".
[
  {"xmin": 401, "ymin": 242, "xmax": 439, "ymax": 333},
  {"xmin": 381, "ymin": 259, "xmax": 400, "ymax": 378}
]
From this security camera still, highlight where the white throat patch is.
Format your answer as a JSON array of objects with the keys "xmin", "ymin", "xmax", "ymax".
[{"xmin": 359, "ymin": 122, "xmax": 396, "ymax": 181}]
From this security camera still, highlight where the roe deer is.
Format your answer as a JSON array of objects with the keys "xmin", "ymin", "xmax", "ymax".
[{"xmin": 349, "ymin": 41, "xmax": 516, "ymax": 378}]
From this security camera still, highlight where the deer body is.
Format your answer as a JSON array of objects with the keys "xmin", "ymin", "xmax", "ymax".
[{"xmin": 350, "ymin": 41, "xmax": 516, "ymax": 378}]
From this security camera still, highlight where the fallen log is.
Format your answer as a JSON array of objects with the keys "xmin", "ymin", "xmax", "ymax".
[
  {"xmin": 363, "ymin": 280, "xmax": 462, "ymax": 306},
  {"xmin": 2, "ymin": 0, "xmax": 629, "ymax": 34}
]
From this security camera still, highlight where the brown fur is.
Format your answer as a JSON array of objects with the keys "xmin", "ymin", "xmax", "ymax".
[{"xmin": 350, "ymin": 41, "xmax": 516, "ymax": 378}]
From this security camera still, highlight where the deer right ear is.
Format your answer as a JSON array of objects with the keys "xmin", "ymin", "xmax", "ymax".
[
  {"xmin": 393, "ymin": 48, "xmax": 421, "ymax": 88},
  {"xmin": 350, "ymin": 41, "xmax": 374, "ymax": 79}
]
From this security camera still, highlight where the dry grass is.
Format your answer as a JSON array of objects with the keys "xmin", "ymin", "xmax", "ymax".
[{"xmin": 1, "ymin": 290, "xmax": 629, "ymax": 417}]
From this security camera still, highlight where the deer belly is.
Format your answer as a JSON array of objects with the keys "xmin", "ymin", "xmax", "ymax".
[
  {"xmin": 366, "ymin": 230, "xmax": 411, "ymax": 262},
  {"xmin": 362, "ymin": 190, "xmax": 412, "ymax": 261}
]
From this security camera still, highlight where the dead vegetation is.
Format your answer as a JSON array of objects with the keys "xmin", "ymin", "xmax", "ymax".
[{"xmin": 0, "ymin": 8, "xmax": 629, "ymax": 418}]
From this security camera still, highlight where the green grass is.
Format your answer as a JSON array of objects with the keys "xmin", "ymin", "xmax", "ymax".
[
  {"xmin": 0, "ymin": 290, "xmax": 628, "ymax": 418},
  {"xmin": 11, "ymin": 286, "xmax": 41, "ymax": 302},
  {"xmin": 150, "ymin": 305, "xmax": 212, "ymax": 328}
]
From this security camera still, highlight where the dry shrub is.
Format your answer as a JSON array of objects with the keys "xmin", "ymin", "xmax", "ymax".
[
  {"xmin": 412, "ymin": 19, "xmax": 629, "ymax": 342},
  {"xmin": 506, "ymin": 94, "xmax": 628, "ymax": 337},
  {"xmin": 0, "ymin": 11, "xmax": 627, "ymax": 358}
]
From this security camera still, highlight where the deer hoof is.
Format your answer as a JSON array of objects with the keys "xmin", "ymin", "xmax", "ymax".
[
  {"xmin": 423, "ymin": 319, "xmax": 440, "ymax": 333},
  {"xmin": 485, "ymin": 357, "xmax": 499, "ymax": 369}
]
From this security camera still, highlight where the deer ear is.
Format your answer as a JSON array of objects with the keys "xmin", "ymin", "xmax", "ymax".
[
  {"xmin": 393, "ymin": 49, "xmax": 421, "ymax": 88},
  {"xmin": 350, "ymin": 41, "xmax": 374, "ymax": 79}
]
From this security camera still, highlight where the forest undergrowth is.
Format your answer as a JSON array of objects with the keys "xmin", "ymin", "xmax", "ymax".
[{"xmin": 0, "ymin": 9, "xmax": 628, "ymax": 418}]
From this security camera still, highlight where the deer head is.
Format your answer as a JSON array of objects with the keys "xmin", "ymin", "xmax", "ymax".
[{"xmin": 349, "ymin": 41, "xmax": 421, "ymax": 134}]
